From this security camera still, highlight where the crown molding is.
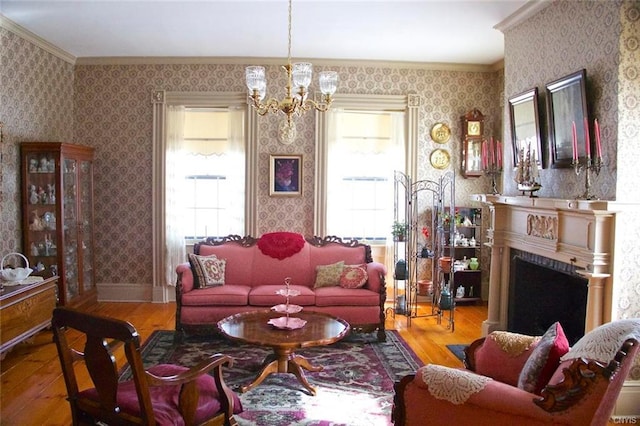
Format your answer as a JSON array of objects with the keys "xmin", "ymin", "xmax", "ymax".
[
  {"xmin": 75, "ymin": 55, "xmax": 496, "ymax": 73},
  {"xmin": 494, "ymin": 0, "xmax": 553, "ymax": 33},
  {"xmin": 0, "ymin": 14, "xmax": 76, "ymax": 65}
]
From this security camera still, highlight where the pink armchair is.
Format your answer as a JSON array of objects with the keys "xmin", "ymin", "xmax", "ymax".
[{"xmin": 393, "ymin": 319, "xmax": 640, "ymax": 426}]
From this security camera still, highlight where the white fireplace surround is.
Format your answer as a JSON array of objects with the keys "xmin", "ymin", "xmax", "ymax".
[{"xmin": 472, "ymin": 194, "xmax": 615, "ymax": 336}]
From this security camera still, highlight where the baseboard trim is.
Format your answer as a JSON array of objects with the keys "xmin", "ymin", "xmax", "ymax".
[
  {"xmin": 612, "ymin": 380, "xmax": 640, "ymax": 418},
  {"xmin": 97, "ymin": 283, "xmax": 153, "ymax": 302},
  {"xmin": 96, "ymin": 283, "xmax": 176, "ymax": 303}
]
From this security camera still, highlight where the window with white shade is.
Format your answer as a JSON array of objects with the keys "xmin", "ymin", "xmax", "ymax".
[
  {"xmin": 180, "ymin": 108, "xmax": 245, "ymax": 241},
  {"xmin": 325, "ymin": 111, "xmax": 405, "ymax": 241}
]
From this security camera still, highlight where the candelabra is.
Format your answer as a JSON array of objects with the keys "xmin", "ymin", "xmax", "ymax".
[
  {"xmin": 484, "ymin": 164, "xmax": 502, "ymax": 195},
  {"xmin": 572, "ymin": 156, "xmax": 602, "ymax": 200}
]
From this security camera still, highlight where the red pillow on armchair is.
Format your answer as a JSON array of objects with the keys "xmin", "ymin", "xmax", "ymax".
[{"xmin": 517, "ymin": 322, "xmax": 569, "ymax": 394}]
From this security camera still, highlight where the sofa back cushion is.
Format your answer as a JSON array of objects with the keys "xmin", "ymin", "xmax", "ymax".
[
  {"xmin": 308, "ymin": 243, "xmax": 367, "ymax": 271},
  {"xmin": 197, "ymin": 243, "xmax": 255, "ymax": 287},
  {"xmin": 250, "ymin": 243, "xmax": 312, "ymax": 287}
]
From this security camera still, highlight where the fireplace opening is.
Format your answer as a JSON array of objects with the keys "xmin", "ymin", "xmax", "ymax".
[{"xmin": 508, "ymin": 250, "xmax": 588, "ymax": 345}]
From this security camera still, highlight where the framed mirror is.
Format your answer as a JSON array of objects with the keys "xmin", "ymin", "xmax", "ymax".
[
  {"xmin": 545, "ymin": 69, "xmax": 589, "ymax": 168},
  {"xmin": 508, "ymin": 88, "xmax": 542, "ymax": 169}
]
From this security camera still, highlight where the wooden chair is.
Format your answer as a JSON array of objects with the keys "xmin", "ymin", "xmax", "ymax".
[{"xmin": 51, "ymin": 307, "xmax": 241, "ymax": 425}]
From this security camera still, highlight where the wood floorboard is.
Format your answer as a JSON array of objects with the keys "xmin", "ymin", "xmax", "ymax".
[{"xmin": 0, "ymin": 301, "xmax": 618, "ymax": 425}]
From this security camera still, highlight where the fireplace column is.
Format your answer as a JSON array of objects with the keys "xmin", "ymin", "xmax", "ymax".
[
  {"xmin": 482, "ymin": 244, "xmax": 505, "ymax": 335},
  {"xmin": 581, "ymin": 273, "xmax": 610, "ymax": 333}
]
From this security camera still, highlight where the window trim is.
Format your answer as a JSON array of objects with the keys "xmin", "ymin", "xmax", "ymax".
[{"xmin": 151, "ymin": 90, "xmax": 258, "ymax": 300}]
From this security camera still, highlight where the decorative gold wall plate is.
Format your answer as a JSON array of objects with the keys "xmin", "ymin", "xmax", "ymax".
[
  {"xmin": 430, "ymin": 148, "xmax": 451, "ymax": 169},
  {"xmin": 430, "ymin": 123, "xmax": 451, "ymax": 144}
]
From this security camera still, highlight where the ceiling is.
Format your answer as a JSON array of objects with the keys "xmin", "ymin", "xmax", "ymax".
[{"xmin": 1, "ymin": 0, "xmax": 536, "ymax": 65}]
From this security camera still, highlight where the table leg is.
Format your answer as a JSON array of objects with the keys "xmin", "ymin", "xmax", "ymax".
[{"xmin": 240, "ymin": 349, "xmax": 323, "ymax": 395}]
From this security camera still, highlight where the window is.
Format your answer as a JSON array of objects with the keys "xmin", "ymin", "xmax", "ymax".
[
  {"xmin": 326, "ymin": 111, "xmax": 405, "ymax": 241},
  {"xmin": 181, "ymin": 108, "xmax": 245, "ymax": 241}
]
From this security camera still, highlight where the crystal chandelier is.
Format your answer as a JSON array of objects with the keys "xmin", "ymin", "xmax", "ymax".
[{"xmin": 245, "ymin": 0, "xmax": 338, "ymax": 145}]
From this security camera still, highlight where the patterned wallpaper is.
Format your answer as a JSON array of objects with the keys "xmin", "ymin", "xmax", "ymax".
[
  {"xmin": 72, "ymin": 63, "xmax": 497, "ymax": 286},
  {"xmin": 0, "ymin": 28, "xmax": 74, "ymax": 257},
  {"xmin": 1, "ymin": 2, "xmax": 636, "ymax": 320}
]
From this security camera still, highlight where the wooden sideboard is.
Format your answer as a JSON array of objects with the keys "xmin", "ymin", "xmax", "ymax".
[{"xmin": 0, "ymin": 276, "xmax": 58, "ymax": 358}]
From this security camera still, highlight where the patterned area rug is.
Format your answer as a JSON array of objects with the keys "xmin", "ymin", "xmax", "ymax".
[
  {"xmin": 125, "ymin": 330, "xmax": 422, "ymax": 426},
  {"xmin": 446, "ymin": 344, "xmax": 468, "ymax": 362}
]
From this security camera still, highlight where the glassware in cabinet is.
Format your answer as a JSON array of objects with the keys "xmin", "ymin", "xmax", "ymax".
[{"xmin": 21, "ymin": 142, "xmax": 96, "ymax": 308}]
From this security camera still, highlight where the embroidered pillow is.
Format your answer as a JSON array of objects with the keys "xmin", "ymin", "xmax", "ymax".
[
  {"xmin": 517, "ymin": 322, "xmax": 569, "ymax": 394},
  {"xmin": 314, "ymin": 261, "xmax": 345, "ymax": 288},
  {"xmin": 339, "ymin": 264, "xmax": 368, "ymax": 288},
  {"xmin": 188, "ymin": 253, "xmax": 226, "ymax": 288}
]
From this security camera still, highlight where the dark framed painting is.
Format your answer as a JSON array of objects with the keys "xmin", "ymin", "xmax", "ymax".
[
  {"xmin": 269, "ymin": 154, "xmax": 302, "ymax": 196},
  {"xmin": 508, "ymin": 87, "xmax": 543, "ymax": 169},
  {"xmin": 545, "ymin": 69, "xmax": 589, "ymax": 168}
]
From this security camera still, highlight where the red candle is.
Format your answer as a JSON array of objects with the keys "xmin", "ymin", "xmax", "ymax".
[
  {"xmin": 594, "ymin": 118, "xmax": 602, "ymax": 158},
  {"xmin": 490, "ymin": 137, "xmax": 495, "ymax": 166},
  {"xmin": 497, "ymin": 140, "xmax": 502, "ymax": 168},
  {"xmin": 584, "ymin": 118, "xmax": 591, "ymax": 158},
  {"xmin": 481, "ymin": 140, "xmax": 487, "ymax": 169},
  {"xmin": 572, "ymin": 121, "xmax": 578, "ymax": 161}
]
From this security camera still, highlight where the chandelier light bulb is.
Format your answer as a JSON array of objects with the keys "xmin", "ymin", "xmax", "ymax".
[
  {"xmin": 319, "ymin": 71, "xmax": 338, "ymax": 96},
  {"xmin": 292, "ymin": 62, "xmax": 313, "ymax": 90},
  {"xmin": 246, "ymin": 66, "xmax": 266, "ymax": 92}
]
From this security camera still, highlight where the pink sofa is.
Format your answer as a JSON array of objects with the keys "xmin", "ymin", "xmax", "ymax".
[{"xmin": 175, "ymin": 233, "xmax": 388, "ymax": 341}]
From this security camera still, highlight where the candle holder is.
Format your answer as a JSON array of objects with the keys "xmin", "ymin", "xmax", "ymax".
[
  {"xmin": 484, "ymin": 164, "xmax": 502, "ymax": 195},
  {"xmin": 572, "ymin": 156, "xmax": 602, "ymax": 200}
]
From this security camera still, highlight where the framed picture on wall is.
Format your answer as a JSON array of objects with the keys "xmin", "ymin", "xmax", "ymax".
[
  {"xmin": 546, "ymin": 69, "xmax": 589, "ymax": 168},
  {"xmin": 269, "ymin": 155, "xmax": 302, "ymax": 196},
  {"xmin": 508, "ymin": 87, "xmax": 543, "ymax": 169}
]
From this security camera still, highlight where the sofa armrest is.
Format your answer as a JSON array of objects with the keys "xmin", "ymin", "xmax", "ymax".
[
  {"xmin": 176, "ymin": 262, "xmax": 195, "ymax": 293},
  {"xmin": 365, "ymin": 261, "xmax": 387, "ymax": 293}
]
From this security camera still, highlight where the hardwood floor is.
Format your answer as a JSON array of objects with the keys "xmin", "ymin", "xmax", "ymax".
[{"xmin": 0, "ymin": 301, "xmax": 615, "ymax": 425}]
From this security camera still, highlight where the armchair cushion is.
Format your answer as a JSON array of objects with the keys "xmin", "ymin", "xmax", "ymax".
[
  {"xmin": 474, "ymin": 331, "xmax": 540, "ymax": 386},
  {"xmin": 81, "ymin": 364, "xmax": 243, "ymax": 426},
  {"xmin": 517, "ymin": 321, "xmax": 569, "ymax": 394}
]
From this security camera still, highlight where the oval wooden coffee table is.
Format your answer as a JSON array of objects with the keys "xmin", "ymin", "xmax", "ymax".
[{"xmin": 217, "ymin": 310, "xmax": 350, "ymax": 395}]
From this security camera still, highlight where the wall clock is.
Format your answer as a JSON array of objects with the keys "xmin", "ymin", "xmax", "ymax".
[
  {"xmin": 461, "ymin": 109, "xmax": 485, "ymax": 139},
  {"xmin": 430, "ymin": 123, "xmax": 451, "ymax": 144},
  {"xmin": 430, "ymin": 148, "xmax": 450, "ymax": 170}
]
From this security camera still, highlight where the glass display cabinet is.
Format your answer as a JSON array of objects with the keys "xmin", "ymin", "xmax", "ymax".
[{"xmin": 21, "ymin": 142, "xmax": 96, "ymax": 308}]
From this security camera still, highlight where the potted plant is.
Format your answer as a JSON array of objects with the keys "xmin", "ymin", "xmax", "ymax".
[{"xmin": 392, "ymin": 221, "xmax": 407, "ymax": 241}]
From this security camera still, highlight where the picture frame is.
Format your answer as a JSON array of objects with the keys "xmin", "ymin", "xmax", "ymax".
[
  {"xmin": 545, "ymin": 69, "xmax": 589, "ymax": 168},
  {"xmin": 269, "ymin": 154, "xmax": 302, "ymax": 196},
  {"xmin": 509, "ymin": 88, "xmax": 543, "ymax": 169}
]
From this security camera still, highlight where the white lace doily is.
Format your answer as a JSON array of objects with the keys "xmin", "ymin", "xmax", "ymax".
[
  {"xmin": 562, "ymin": 319, "xmax": 640, "ymax": 363},
  {"xmin": 420, "ymin": 364, "xmax": 492, "ymax": 405}
]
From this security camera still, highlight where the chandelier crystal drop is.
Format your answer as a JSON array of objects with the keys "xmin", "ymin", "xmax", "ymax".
[{"xmin": 245, "ymin": 0, "xmax": 338, "ymax": 144}]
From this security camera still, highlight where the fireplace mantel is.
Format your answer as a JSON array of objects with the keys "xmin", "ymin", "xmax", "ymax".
[{"xmin": 471, "ymin": 194, "xmax": 615, "ymax": 336}]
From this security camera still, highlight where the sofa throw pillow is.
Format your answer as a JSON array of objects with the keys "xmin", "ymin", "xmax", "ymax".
[
  {"xmin": 314, "ymin": 261, "xmax": 345, "ymax": 288},
  {"xmin": 517, "ymin": 322, "xmax": 569, "ymax": 394},
  {"xmin": 339, "ymin": 264, "xmax": 368, "ymax": 289},
  {"xmin": 188, "ymin": 253, "xmax": 226, "ymax": 288}
]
